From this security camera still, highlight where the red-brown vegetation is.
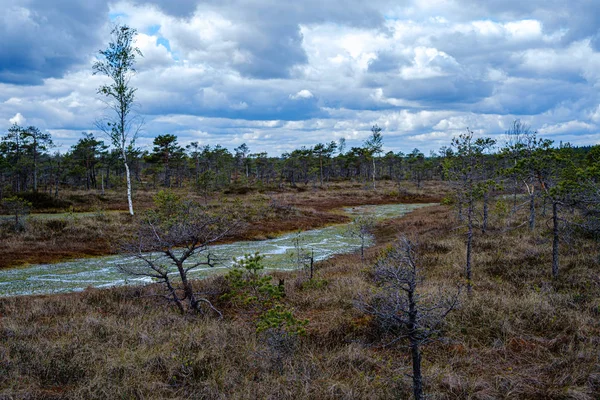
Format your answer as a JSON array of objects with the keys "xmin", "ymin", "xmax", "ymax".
[{"xmin": 1, "ymin": 183, "xmax": 597, "ymax": 399}]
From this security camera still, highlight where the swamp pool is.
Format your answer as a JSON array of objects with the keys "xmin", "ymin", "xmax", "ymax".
[{"xmin": 0, "ymin": 203, "xmax": 431, "ymax": 297}]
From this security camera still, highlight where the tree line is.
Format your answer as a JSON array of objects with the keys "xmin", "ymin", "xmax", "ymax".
[
  {"xmin": 0, "ymin": 121, "xmax": 598, "ymax": 206},
  {"xmin": 0, "ymin": 124, "xmax": 439, "ymax": 197}
]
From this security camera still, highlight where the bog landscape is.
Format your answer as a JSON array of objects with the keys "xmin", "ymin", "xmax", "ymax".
[{"xmin": 2, "ymin": 4, "xmax": 600, "ymax": 400}]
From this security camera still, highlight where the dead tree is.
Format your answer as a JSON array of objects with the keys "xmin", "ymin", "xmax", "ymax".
[
  {"xmin": 357, "ymin": 237, "xmax": 460, "ymax": 400},
  {"xmin": 118, "ymin": 199, "xmax": 239, "ymax": 315},
  {"xmin": 347, "ymin": 215, "xmax": 375, "ymax": 262}
]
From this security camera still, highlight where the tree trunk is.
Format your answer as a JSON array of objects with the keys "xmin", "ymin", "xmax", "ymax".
[
  {"xmin": 482, "ymin": 191, "xmax": 489, "ymax": 234},
  {"xmin": 33, "ymin": 144, "xmax": 38, "ymax": 193},
  {"xmin": 529, "ymin": 190, "xmax": 535, "ymax": 231},
  {"xmin": 541, "ymin": 195, "xmax": 547, "ymax": 216},
  {"xmin": 512, "ymin": 176, "xmax": 518, "ymax": 215},
  {"xmin": 164, "ymin": 276, "xmax": 185, "ymax": 314},
  {"xmin": 124, "ymin": 161, "xmax": 134, "ymax": 216},
  {"xmin": 164, "ymin": 160, "xmax": 170, "ymax": 188},
  {"xmin": 457, "ymin": 196, "xmax": 463, "ymax": 222},
  {"xmin": 372, "ymin": 158, "xmax": 376, "ymax": 190},
  {"xmin": 54, "ymin": 160, "xmax": 60, "ymax": 199},
  {"xmin": 361, "ymin": 235, "xmax": 365, "ymax": 262},
  {"xmin": 466, "ymin": 196, "xmax": 474, "ymax": 294},
  {"xmin": 309, "ymin": 249, "xmax": 314, "ymax": 280},
  {"xmin": 176, "ymin": 261, "xmax": 198, "ymax": 312},
  {"xmin": 410, "ymin": 339, "xmax": 423, "ymax": 400},
  {"xmin": 91, "ymin": 165, "xmax": 97, "ymax": 189},
  {"xmin": 552, "ymin": 201, "xmax": 559, "ymax": 279},
  {"xmin": 408, "ymin": 290, "xmax": 423, "ymax": 400},
  {"xmin": 320, "ymin": 157, "xmax": 324, "ymax": 186}
]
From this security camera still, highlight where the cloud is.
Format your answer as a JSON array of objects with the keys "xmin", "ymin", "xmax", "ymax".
[
  {"xmin": 538, "ymin": 120, "xmax": 595, "ymax": 136},
  {"xmin": 118, "ymin": 0, "xmax": 398, "ymax": 79},
  {"xmin": 290, "ymin": 90, "xmax": 314, "ymax": 100},
  {"xmin": 9, "ymin": 113, "xmax": 26, "ymax": 126},
  {"xmin": 134, "ymin": 33, "xmax": 174, "ymax": 68},
  {"xmin": 0, "ymin": 0, "xmax": 109, "ymax": 85},
  {"xmin": 2, "ymin": 0, "xmax": 600, "ymax": 155}
]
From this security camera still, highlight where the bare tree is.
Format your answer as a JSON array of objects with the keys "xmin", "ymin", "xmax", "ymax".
[
  {"xmin": 291, "ymin": 230, "xmax": 314, "ymax": 279},
  {"xmin": 503, "ymin": 120, "xmax": 530, "ymax": 215},
  {"xmin": 118, "ymin": 194, "xmax": 240, "ymax": 314},
  {"xmin": 93, "ymin": 24, "xmax": 142, "ymax": 216},
  {"xmin": 347, "ymin": 215, "xmax": 375, "ymax": 262},
  {"xmin": 357, "ymin": 237, "xmax": 460, "ymax": 400}
]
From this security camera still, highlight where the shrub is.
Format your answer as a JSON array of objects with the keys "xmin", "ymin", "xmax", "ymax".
[{"xmin": 223, "ymin": 252, "xmax": 308, "ymax": 334}]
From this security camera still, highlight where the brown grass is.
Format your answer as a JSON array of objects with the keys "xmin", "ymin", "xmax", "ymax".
[
  {"xmin": 1, "ymin": 187, "xmax": 598, "ymax": 399},
  {"xmin": 0, "ymin": 181, "xmax": 442, "ymax": 269}
]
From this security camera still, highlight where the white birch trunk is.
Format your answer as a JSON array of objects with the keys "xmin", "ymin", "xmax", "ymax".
[{"xmin": 124, "ymin": 161, "xmax": 134, "ymax": 215}]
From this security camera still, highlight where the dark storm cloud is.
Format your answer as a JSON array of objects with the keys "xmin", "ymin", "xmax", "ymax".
[{"xmin": 0, "ymin": 0, "xmax": 109, "ymax": 85}]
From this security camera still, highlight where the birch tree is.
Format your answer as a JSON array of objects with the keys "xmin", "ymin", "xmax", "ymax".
[{"xmin": 93, "ymin": 24, "xmax": 142, "ymax": 215}]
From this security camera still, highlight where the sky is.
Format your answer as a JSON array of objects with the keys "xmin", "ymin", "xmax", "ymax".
[{"xmin": 1, "ymin": 0, "xmax": 600, "ymax": 156}]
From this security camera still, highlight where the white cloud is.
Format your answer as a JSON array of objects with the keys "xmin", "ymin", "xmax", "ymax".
[
  {"xmin": 9, "ymin": 112, "xmax": 26, "ymax": 126},
  {"xmin": 538, "ymin": 120, "xmax": 595, "ymax": 136},
  {"xmin": 400, "ymin": 47, "xmax": 460, "ymax": 79},
  {"xmin": 134, "ymin": 33, "xmax": 174, "ymax": 68},
  {"xmin": 455, "ymin": 19, "xmax": 544, "ymax": 41},
  {"xmin": 590, "ymin": 105, "xmax": 600, "ymax": 123},
  {"xmin": 519, "ymin": 40, "xmax": 600, "ymax": 83},
  {"xmin": 290, "ymin": 89, "xmax": 314, "ymax": 100}
]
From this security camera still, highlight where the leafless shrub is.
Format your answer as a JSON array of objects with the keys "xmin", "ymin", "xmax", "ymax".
[
  {"xmin": 347, "ymin": 215, "xmax": 375, "ymax": 262},
  {"xmin": 254, "ymin": 328, "xmax": 300, "ymax": 374}
]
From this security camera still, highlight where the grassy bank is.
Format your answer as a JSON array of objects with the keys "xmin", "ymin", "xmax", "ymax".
[
  {"xmin": 1, "ymin": 191, "xmax": 598, "ymax": 399},
  {"xmin": 0, "ymin": 181, "xmax": 441, "ymax": 269}
]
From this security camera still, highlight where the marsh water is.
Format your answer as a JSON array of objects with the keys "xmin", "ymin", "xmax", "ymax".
[{"xmin": 0, "ymin": 203, "xmax": 431, "ymax": 297}]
